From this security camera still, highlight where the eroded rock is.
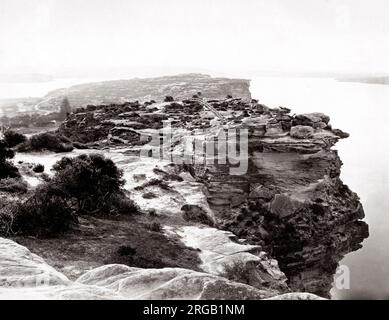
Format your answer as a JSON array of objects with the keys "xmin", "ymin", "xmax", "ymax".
[{"xmin": 0, "ymin": 237, "xmax": 320, "ymax": 300}]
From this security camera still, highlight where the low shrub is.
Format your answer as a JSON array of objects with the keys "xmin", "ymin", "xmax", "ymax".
[
  {"xmin": 0, "ymin": 184, "xmax": 76, "ymax": 238},
  {"xmin": 0, "ymin": 140, "xmax": 20, "ymax": 179},
  {"xmin": 0, "ymin": 178, "xmax": 28, "ymax": 194},
  {"xmin": 0, "ymin": 205, "xmax": 15, "ymax": 236},
  {"xmin": 0, "ymin": 161, "xmax": 20, "ymax": 179},
  {"xmin": 181, "ymin": 204, "xmax": 214, "ymax": 226},
  {"xmin": 51, "ymin": 154, "xmax": 132, "ymax": 216},
  {"xmin": 146, "ymin": 221, "xmax": 162, "ymax": 232},
  {"xmin": 32, "ymin": 164, "xmax": 45, "ymax": 173},
  {"xmin": 164, "ymin": 96, "xmax": 174, "ymax": 102},
  {"xmin": 18, "ymin": 132, "xmax": 74, "ymax": 153},
  {"xmin": 3, "ymin": 130, "xmax": 27, "ymax": 148},
  {"xmin": 148, "ymin": 209, "xmax": 157, "ymax": 217},
  {"xmin": 220, "ymin": 261, "xmax": 252, "ymax": 285}
]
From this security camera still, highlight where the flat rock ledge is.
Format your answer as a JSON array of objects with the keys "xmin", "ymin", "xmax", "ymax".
[{"xmin": 0, "ymin": 238, "xmax": 323, "ymax": 300}]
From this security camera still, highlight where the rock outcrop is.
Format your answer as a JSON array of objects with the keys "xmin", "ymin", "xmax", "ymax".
[{"xmin": 0, "ymin": 237, "xmax": 323, "ymax": 300}]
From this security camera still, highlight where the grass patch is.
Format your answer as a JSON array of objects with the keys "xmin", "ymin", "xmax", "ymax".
[{"xmin": 12, "ymin": 216, "xmax": 202, "ymax": 279}]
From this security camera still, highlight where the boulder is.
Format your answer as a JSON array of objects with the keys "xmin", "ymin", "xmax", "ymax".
[
  {"xmin": 290, "ymin": 125, "xmax": 314, "ymax": 139},
  {"xmin": 269, "ymin": 194, "xmax": 303, "ymax": 219},
  {"xmin": 249, "ymin": 186, "xmax": 275, "ymax": 200},
  {"xmin": 293, "ymin": 113, "xmax": 330, "ymax": 126}
]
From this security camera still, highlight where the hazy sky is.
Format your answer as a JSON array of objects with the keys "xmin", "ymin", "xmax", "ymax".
[{"xmin": 1, "ymin": 0, "xmax": 389, "ymax": 77}]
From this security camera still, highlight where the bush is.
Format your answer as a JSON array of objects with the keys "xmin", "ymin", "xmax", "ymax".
[
  {"xmin": 0, "ymin": 205, "xmax": 15, "ymax": 236},
  {"xmin": 0, "ymin": 153, "xmax": 138, "ymax": 238},
  {"xmin": 148, "ymin": 209, "xmax": 157, "ymax": 217},
  {"xmin": 181, "ymin": 204, "xmax": 214, "ymax": 226},
  {"xmin": 33, "ymin": 164, "xmax": 45, "ymax": 173},
  {"xmin": 19, "ymin": 132, "xmax": 74, "ymax": 153},
  {"xmin": 4, "ymin": 130, "xmax": 27, "ymax": 148},
  {"xmin": 0, "ymin": 184, "xmax": 76, "ymax": 238},
  {"xmin": 220, "ymin": 261, "xmax": 252, "ymax": 285},
  {"xmin": 0, "ymin": 161, "xmax": 20, "ymax": 179},
  {"xmin": 164, "ymin": 96, "xmax": 174, "ymax": 102},
  {"xmin": 0, "ymin": 178, "xmax": 28, "ymax": 194},
  {"xmin": 106, "ymin": 194, "xmax": 139, "ymax": 215},
  {"xmin": 0, "ymin": 140, "xmax": 19, "ymax": 179},
  {"xmin": 146, "ymin": 221, "xmax": 162, "ymax": 232},
  {"xmin": 52, "ymin": 153, "xmax": 137, "ymax": 216},
  {"xmin": 40, "ymin": 173, "xmax": 51, "ymax": 182}
]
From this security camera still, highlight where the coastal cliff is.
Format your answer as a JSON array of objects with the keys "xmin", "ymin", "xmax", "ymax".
[
  {"xmin": 0, "ymin": 75, "xmax": 368, "ymax": 299},
  {"xmin": 54, "ymin": 94, "xmax": 369, "ymax": 297}
]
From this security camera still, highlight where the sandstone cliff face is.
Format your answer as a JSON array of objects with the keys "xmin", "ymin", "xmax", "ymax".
[
  {"xmin": 179, "ymin": 105, "xmax": 368, "ymax": 297},
  {"xmin": 53, "ymin": 95, "xmax": 369, "ymax": 298}
]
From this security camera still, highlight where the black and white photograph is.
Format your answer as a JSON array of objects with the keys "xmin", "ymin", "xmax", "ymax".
[{"xmin": 0, "ymin": 0, "xmax": 387, "ymax": 309}]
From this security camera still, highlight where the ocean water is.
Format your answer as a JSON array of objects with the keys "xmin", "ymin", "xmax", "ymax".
[
  {"xmin": 4, "ymin": 75, "xmax": 389, "ymax": 299},
  {"xmin": 250, "ymin": 77, "xmax": 389, "ymax": 299}
]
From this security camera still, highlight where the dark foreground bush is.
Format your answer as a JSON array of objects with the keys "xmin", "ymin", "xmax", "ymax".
[
  {"xmin": 0, "ymin": 153, "xmax": 138, "ymax": 238},
  {"xmin": 105, "ymin": 193, "xmax": 139, "ymax": 216},
  {"xmin": 0, "ymin": 140, "xmax": 19, "ymax": 179},
  {"xmin": 181, "ymin": 204, "xmax": 214, "ymax": 226},
  {"xmin": 220, "ymin": 261, "xmax": 252, "ymax": 285},
  {"xmin": 52, "ymin": 153, "xmax": 138, "ymax": 216},
  {"xmin": 0, "ymin": 161, "xmax": 20, "ymax": 179},
  {"xmin": 4, "ymin": 130, "xmax": 27, "ymax": 148},
  {"xmin": 164, "ymin": 96, "xmax": 174, "ymax": 102},
  {"xmin": 0, "ymin": 178, "xmax": 28, "ymax": 194},
  {"xmin": 0, "ymin": 184, "xmax": 76, "ymax": 238}
]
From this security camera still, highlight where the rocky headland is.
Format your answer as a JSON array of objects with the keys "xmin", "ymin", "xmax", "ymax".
[
  {"xmin": 0, "ymin": 74, "xmax": 368, "ymax": 299},
  {"xmin": 37, "ymin": 73, "xmax": 251, "ymax": 111}
]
